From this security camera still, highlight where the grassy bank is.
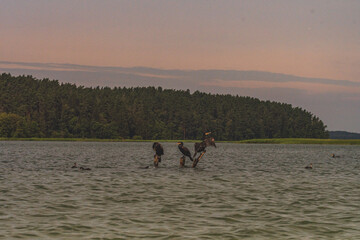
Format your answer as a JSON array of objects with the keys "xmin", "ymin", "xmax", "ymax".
[{"xmin": 1, "ymin": 137, "xmax": 360, "ymax": 145}]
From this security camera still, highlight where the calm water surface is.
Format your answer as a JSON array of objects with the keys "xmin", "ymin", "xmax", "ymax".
[{"xmin": 0, "ymin": 141, "xmax": 359, "ymax": 239}]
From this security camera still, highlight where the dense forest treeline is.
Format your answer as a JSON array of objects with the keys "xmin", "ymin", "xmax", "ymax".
[{"xmin": 0, "ymin": 73, "xmax": 328, "ymax": 140}]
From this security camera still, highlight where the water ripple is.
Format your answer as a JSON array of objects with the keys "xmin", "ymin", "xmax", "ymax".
[{"xmin": 0, "ymin": 141, "xmax": 359, "ymax": 239}]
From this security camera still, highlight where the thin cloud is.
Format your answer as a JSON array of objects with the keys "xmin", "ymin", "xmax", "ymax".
[{"xmin": 1, "ymin": 61, "xmax": 359, "ymax": 89}]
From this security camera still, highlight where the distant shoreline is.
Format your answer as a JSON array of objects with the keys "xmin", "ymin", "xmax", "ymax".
[
  {"xmin": 234, "ymin": 138, "xmax": 360, "ymax": 145},
  {"xmin": 1, "ymin": 138, "xmax": 360, "ymax": 145}
]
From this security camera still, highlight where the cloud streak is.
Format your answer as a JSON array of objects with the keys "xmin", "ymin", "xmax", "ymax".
[{"xmin": 1, "ymin": 61, "xmax": 359, "ymax": 88}]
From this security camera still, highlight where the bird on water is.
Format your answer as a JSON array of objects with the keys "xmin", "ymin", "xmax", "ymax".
[
  {"xmin": 193, "ymin": 135, "xmax": 216, "ymax": 159},
  {"xmin": 305, "ymin": 163, "xmax": 313, "ymax": 169},
  {"xmin": 71, "ymin": 162, "xmax": 91, "ymax": 170},
  {"xmin": 177, "ymin": 142, "xmax": 193, "ymax": 161},
  {"xmin": 152, "ymin": 142, "xmax": 164, "ymax": 166}
]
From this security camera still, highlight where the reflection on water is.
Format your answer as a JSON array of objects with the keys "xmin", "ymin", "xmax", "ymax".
[{"xmin": 0, "ymin": 141, "xmax": 359, "ymax": 239}]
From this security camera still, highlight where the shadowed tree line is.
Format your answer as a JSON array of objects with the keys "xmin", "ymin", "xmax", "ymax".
[{"xmin": 0, "ymin": 73, "xmax": 328, "ymax": 140}]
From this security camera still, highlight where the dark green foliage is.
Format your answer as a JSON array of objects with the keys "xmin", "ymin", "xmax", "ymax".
[{"xmin": 0, "ymin": 73, "xmax": 329, "ymax": 139}]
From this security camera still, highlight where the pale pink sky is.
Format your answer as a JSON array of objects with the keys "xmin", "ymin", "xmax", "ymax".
[
  {"xmin": 1, "ymin": 0, "xmax": 360, "ymax": 132},
  {"xmin": 1, "ymin": 1, "xmax": 359, "ymax": 80}
]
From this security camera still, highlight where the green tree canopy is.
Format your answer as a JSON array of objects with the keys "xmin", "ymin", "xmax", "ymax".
[{"xmin": 0, "ymin": 73, "xmax": 329, "ymax": 139}]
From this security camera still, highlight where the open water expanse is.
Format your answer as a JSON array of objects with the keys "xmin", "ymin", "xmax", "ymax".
[{"xmin": 0, "ymin": 141, "xmax": 359, "ymax": 239}]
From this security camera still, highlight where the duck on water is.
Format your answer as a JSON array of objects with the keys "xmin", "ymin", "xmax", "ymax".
[
  {"xmin": 305, "ymin": 163, "xmax": 313, "ymax": 169},
  {"xmin": 72, "ymin": 162, "xmax": 91, "ymax": 170}
]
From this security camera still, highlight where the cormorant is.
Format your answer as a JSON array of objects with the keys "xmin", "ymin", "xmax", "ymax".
[
  {"xmin": 152, "ymin": 142, "xmax": 164, "ymax": 166},
  {"xmin": 193, "ymin": 136, "xmax": 216, "ymax": 159},
  {"xmin": 203, "ymin": 131, "xmax": 212, "ymax": 138},
  {"xmin": 177, "ymin": 142, "xmax": 193, "ymax": 161}
]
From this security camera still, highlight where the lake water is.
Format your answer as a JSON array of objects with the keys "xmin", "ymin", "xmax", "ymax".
[{"xmin": 0, "ymin": 141, "xmax": 359, "ymax": 239}]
